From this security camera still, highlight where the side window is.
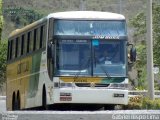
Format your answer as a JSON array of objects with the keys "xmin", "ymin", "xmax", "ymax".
[
  {"xmin": 36, "ymin": 28, "xmax": 40, "ymax": 50},
  {"xmin": 15, "ymin": 37, "xmax": 19, "ymax": 58},
  {"xmin": 7, "ymin": 41, "xmax": 11, "ymax": 60},
  {"xmin": 30, "ymin": 31, "xmax": 33, "ymax": 52},
  {"xmin": 24, "ymin": 34, "xmax": 27, "ymax": 54},
  {"xmin": 33, "ymin": 29, "xmax": 37, "ymax": 51},
  {"xmin": 43, "ymin": 24, "xmax": 47, "ymax": 48},
  {"xmin": 27, "ymin": 32, "xmax": 30, "ymax": 53},
  {"xmin": 40, "ymin": 25, "xmax": 44, "ymax": 48},
  {"xmin": 8, "ymin": 40, "xmax": 12, "ymax": 60},
  {"xmin": 10, "ymin": 40, "xmax": 13, "ymax": 59},
  {"xmin": 12, "ymin": 40, "xmax": 16, "ymax": 59},
  {"xmin": 17, "ymin": 37, "xmax": 21, "ymax": 57},
  {"xmin": 21, "ymin": 35, "xmax": 25, "ymax": 55}
]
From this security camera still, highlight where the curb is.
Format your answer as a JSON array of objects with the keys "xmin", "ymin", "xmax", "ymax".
[{"xmin": 0, "ymin": 96, "xmax": 6, "ymax": 100}]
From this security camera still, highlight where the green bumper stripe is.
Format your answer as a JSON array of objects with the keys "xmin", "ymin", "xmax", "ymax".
[
  {"xmin": 28, "ymin": 52, "xmax": 42, "ymax": 98},
  {"xmin": 101, "ymin": 77, "xmax": 125, "ymax": 84}
]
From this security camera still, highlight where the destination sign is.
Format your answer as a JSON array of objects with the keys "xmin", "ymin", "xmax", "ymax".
[{"xmin": 92, "ymin": 36, "xmax": 120, "ymax": 39}]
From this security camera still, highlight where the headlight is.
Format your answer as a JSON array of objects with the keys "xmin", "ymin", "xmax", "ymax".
[
  {"xmin": 109, "ymin": 83, "xmax": 128, "ymax": 89},
  {"xmin": 54, "ymin": 82, "xmax": 74, "ymax": 88},
  {"xmin": 60, "ymin": 82, "xmax": 74, "ymax": 88}
]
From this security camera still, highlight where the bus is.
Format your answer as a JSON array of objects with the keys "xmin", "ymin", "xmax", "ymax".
[{"xmin": 6, "ymin": 11, "xmax": 136, "ymax": 110}]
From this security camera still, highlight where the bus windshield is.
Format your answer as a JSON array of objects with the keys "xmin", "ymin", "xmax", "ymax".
[
  {"xmin": 92, "ymin": 40, "xmax": 126, "ymax": 77},
  {"xmin": 56, "ymin": 40, "xmax": 91, "ymax": 76},
  {"xmin": 55, "ymin": 39, "xmax": 126, "ymax": 77},
  {"xmin": 54, "ymin": 20, "xmax": 126, "ymax": 36}
]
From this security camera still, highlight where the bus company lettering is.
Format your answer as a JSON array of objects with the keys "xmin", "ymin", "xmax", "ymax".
[
  {"xmin": 17, "ymin": 61, "xmax": 29, "ymax": 74},
  {"xmin": 93, "ymin": 36, "xmax": 120, "ymax": 39},
  {"xmin": 73, "ymin": 78, "xmax": 88, "ymax": 83}
]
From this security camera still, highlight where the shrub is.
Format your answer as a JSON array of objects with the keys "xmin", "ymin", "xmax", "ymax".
[
  {"xmin": 0, "ymin": 40, "xmax": 7, "ymax": 86},
  {"xmin": 142, "ymin": 97, "xmax": 160, "ymax": 109},
  {"xmin": 124, "ymin": 96, "xmax": 143, "ymax": 109},
  {"xmin": 124, "ymin": 96, "xmax": 160, "ymax": 110}
]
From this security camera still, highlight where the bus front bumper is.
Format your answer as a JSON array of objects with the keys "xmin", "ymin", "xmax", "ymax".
[{"xmin": 52, "ymin": 88, "xmax": 128, "ymax": 105}]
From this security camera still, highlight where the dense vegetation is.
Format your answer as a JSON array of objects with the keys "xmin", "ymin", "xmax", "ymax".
[
  {"xmin": 1, "ymin": 0, "xmax": 160, "ymax": 91},
  {"xmin": 0, "ymin": 0, "xmax": 147, "ymax": 88},
  {"xmin": 130, "ymin": 3, "xmax": 160, "ymax": 90},
  {"xmin": 0, "ymin": 0, "xmax": 5, "ymax": 87},
  {"xmin": 0, "ymin": 0, "xmax": 2, "ymax": 39},
  {"xmin": 0, "ymin": 40, "xmax": 7, "ymax": 85},
  {"xmin": 2, "ymin": 0, "xmax": 146, "ymax": 39},
  {"xmin": 126, "ymin": 96, "xmax": 160, "ymax": 110}
]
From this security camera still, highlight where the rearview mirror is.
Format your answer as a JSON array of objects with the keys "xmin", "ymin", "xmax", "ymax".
[
  {"xmin": 47, "ymin": 43, "xmax": 52, "ymax": 59},
  {"xmin": 130, "ymin": 47, "xmax": 136, "ymax": 62},
  {"xmin": 47, "ymin": 42, "xmax": 55, "ymax": 59}
]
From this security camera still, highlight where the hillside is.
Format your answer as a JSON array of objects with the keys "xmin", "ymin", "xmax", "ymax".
[
  {"xmin": 1, "ymin": 0, "xmax": 160, "ymax": 91},
  {"xmin": 1, "ymin": 0, "xmax": 151, "ymax": 39},
  {"xmin": 3, "ymin": 0, "xmax": 146, "ymax": 15}
]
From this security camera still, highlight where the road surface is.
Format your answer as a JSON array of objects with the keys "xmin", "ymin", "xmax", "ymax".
[
  {"xmin": 1, "ymin": 96, "xmax": 160, "ymax": 120},
  {"xmin": 0, "ymin": 110, "xmax": 160, "ymax": 120},
  {"xmin": 0, "ymin": 96, "xmax": 6, "ymax": 112}
]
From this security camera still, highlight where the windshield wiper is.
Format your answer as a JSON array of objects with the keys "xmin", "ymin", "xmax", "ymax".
[
  {"xmin": 99, "ymin": 64, "xmax": 111, "ymax": 77},
  {"xmin": 74, "ymin": 57, "xmax": 91, "ymax": 80},
  {"xmin": 93, "ymin": 47, "xmax": 111, "ymax": 78}
]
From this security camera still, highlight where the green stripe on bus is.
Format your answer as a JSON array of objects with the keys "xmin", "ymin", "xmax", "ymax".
[
  {"xmin": 28, "ymin": 52, "xmax": 42, "ymax": 98},
  {"xmin": 101, "ymin": 77, "xmax": 125, "ymax": 84}
]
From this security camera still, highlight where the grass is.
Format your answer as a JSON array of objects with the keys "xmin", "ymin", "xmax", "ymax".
[{"xmin": 124, "ymin": 96, "xmax": 160, "ymax": 110}]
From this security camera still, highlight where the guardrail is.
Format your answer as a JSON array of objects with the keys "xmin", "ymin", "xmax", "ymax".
[
  {"xmin": 0, "ymin": 91, "xmax": 160, "ymax": 101},
  {"xmin": 0, "ymin": 96, "xmax": 6, "ymax": 100},
  {"xmin": 129, "ymin": 90, "xmax": 160, "ymax": 96},
  {"xmin": 129, "ymin": 90, "xmax": 160, "ymax": 98}
]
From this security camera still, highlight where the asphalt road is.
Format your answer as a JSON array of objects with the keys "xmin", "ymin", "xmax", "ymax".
[
  {"xmin": 0, "ymin": 96, "xmax": 6, "ymax": 112},
  {"xmin": 1, "ymin": 97, "xmax": 160, "ymax": 120},
  {"xmin": 1, "ymin": 110, "xmax": 160, "ymax": 120}
]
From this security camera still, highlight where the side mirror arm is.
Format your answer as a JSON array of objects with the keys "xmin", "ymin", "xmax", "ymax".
[{"xmin": 127, "ymin": 43, "xmax": 137, "ymax": 63}]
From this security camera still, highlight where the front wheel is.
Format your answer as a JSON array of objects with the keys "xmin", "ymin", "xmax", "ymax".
[
  {"xmin": 17, "ymin": 95, "xmax": 20, "ymax": 110},
  {"xmin": 104, "ymin": 105, "xmax": 115, "ymax": 110},
  {"xmin": 12, "ymin": 95, "xmax": 19, "ymax": 110},
  {"xmin": 42, "ymin": 87, "xmax": 48, "ymax": 110}
]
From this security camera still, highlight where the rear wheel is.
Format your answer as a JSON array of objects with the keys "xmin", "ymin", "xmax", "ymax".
[
  {"xmin": 12, "ymin": 93, "xmax": 16, "ymax": 110},
  {"xmin": 17, "ymin": 94, "xmax": 20, "ymax": 110},
  {"xmin": 104, "ymin": 105, "xmax": 115, "ymax": 110},
  {"xmin": 42, "ymin": 86, "xmax": 48, "ymax": 110},
  {"xmin": 12, "ymin": 93, "xmax": 18, "ymax": 110}
]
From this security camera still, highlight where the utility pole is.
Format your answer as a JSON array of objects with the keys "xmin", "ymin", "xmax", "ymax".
[
  {"xmin": 119, "ymin": 0, "xmax": 122, "ymax": 14},
  {"xmin": 80, "ymin": 0, "xmax": 86, "ymax": 11},
  {"xmin": 146, "ymin": 0, "xmax": 154, "ymax": 100}
]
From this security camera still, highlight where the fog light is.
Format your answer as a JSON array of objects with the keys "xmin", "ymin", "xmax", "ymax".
[{"xmin": 113, "ymin": 93, "xmax": 124, "ymax": 97}]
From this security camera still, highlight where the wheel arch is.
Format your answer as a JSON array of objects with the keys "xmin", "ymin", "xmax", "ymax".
[{"xmin": 12, "ymin": 92, "xmax": 16, "ymax": 109}]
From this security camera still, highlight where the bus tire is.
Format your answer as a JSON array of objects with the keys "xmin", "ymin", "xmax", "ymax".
[
  {"xmin": 12, "ymin": 92, "xmax": 18, "ymax": 110},
  {"xmin": 12, "ymin": 93, "xmax": 15, "ymax": 110},
  {"xmin": 104, "ymin": 105, "xmax": 115, "ymax": 110},
  {"xmin": 17, "ymin": 92, "xmax": 20, "ymax": 110},
  {"xmin": 42, "ymin": 86, "xmax": 48, "ymax": 110}
]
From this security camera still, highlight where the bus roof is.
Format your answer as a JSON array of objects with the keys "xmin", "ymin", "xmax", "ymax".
[
  {"xmin": 9, "ymin": 18, "xmax": 47, "ymax": 38},
  {"xmin": 48, "ymin": 11, "xmax": 125, "ymax": 20},
  {"xmin": 9, "ymin": 11, "xmax": 125, "ymax": 38}
]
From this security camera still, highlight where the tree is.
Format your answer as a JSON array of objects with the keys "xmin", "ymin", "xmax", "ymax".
[
  {"xmin": 0, "ymin": 40, "xmax": 7, "ymax": 85},
  {"xmin": 0, "ymin": 0, "xmax": 3, "ymax": 40},
  {"xmin": 130, "ymin": 3, "xmax": 160, "ymax": 66},
  {"xmin": 0, "ymin": 0, "xmax": 5, "ymax": 87},
  {"xmin": 129, "ymin": 3, "xmax": 160, "ymax": 90},
  {"xmin": 152, "ymin": 4, "xmax": 160, "ymax": 66}
]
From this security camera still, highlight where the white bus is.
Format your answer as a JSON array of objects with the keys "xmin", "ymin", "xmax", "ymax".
[{"xmin": 6, "ymin": 11, "xmax": 136, "ymax": 110}]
